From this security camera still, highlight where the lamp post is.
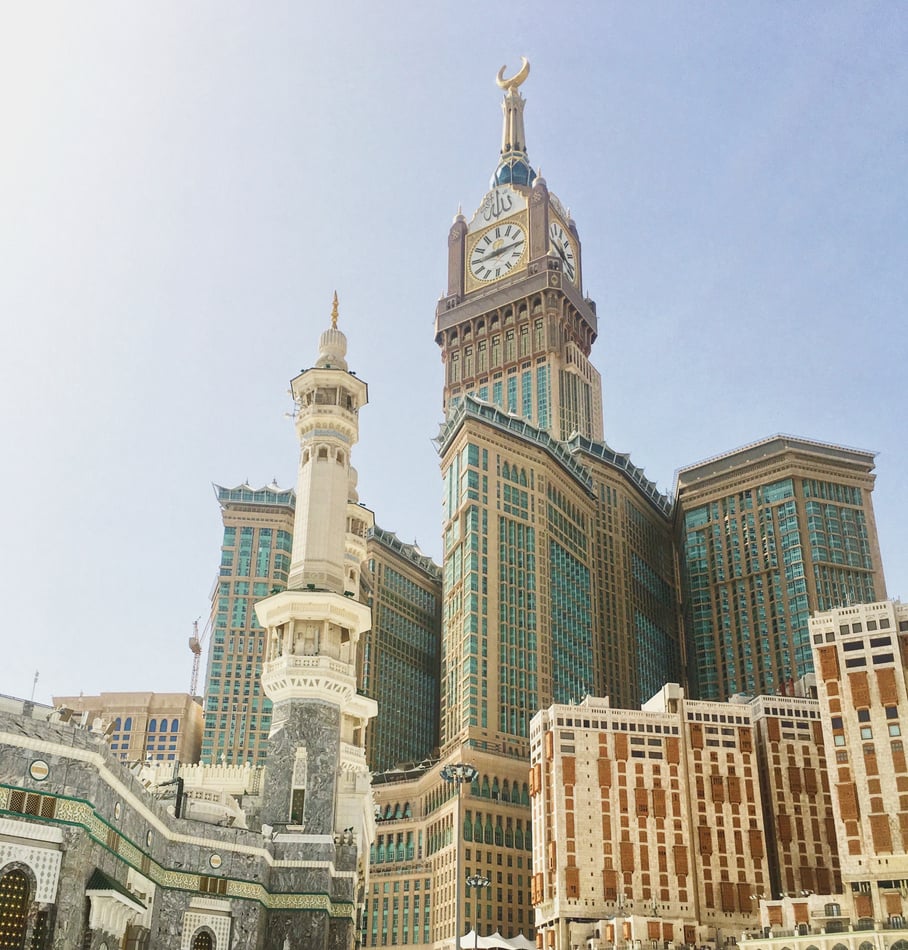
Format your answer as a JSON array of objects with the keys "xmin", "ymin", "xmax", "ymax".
[
  {"xmin": 441, "ymin": 763, "xmax": 478, "ymax": 950},
  {"xmin": 646, "ymin": 898, "xmax": 661, "ymax": 950},
  {"xmin": 614, "ymin": 892, "xmax": 632, "ymax": 950},
  {"xmin": 466, "ymin": 874, "xmax": 491, "ymax": 950}
]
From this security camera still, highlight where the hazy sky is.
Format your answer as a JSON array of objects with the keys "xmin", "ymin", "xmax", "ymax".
[{"xmin": 2, "ymin": 3, "xmax": 905, "ymax": 705}]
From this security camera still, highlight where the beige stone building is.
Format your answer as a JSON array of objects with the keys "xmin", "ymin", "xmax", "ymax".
[
  {"xmin": 749, "ymin": 689, "xmax": 841, "ymax": 899},
  {"xmin": 530, "ymin": 687, "xmax": 772, "ymax": 950},
  {"xmin": 738, "ymin": 600, "xmax": 908, "ymax": 950},
  {"xmin": 51, "ymin": 691, "xmax": 203, "ymax": 763}
]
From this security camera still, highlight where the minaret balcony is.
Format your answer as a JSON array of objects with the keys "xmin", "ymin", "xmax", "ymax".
[{"xmin": 261, "ymin": 653, "xmax": 378, "ymax": 719}]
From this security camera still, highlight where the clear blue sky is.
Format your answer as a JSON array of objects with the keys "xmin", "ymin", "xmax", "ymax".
[{"xmin": 2, "ymin": 3, "xmax": 905, "ymax": 704}]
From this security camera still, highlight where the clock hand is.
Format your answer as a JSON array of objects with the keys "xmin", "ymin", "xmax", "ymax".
[{"xmin": 481, "ymin": 241, "xmax": 524, "ymax": 263}]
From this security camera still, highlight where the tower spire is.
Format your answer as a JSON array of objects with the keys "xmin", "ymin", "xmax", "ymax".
[
  {"xmin": 331, "ymin": 290, "xmax": 339, "ymax": 329},
  {"xmin": 494, "ymin": 58, "xmax": 536, "ymax": 187}
]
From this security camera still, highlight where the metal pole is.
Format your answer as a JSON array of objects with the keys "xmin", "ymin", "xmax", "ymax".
[
  {"xmin": 467, "ymin": 874, "xmax": 491, "ymax": 950},
  {"xmin": 442, "ymin": 763, "xmax": 478, "ymax": 950}
]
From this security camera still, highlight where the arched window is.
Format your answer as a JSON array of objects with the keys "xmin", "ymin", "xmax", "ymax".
[
  {"xmin": 481, "ymin": 776, "xmax": 490, "ymax": 798},
  {"xmin": 159, "ymin": 719, "xmax": 168, "ymax": 733},
  {"xmin": 0, "ymin": 868, "xmax": 30, "ymax": 948},
  {"xmin": 148, "ymin": 719, "xmax": 157, "ymax": 733},
  {"xmin": 114, "ymin": 717, "xmax": 121, "ymax": 731},
  {"xmin": 191, "ymin": 930, "xmax": 214, "ymax": 950},
  {"xmin": 123, "ymin": 717, "xmax": 132, "ymax": 731},
  {"xmin": 171, "ymin": 719, "xmax": 179, "ymax": 732}
]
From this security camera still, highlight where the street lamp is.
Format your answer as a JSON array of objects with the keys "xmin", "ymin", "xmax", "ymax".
[
  {"xmin": 441, "ymin": 763, "xmax": 478, "ymax": 950},
  {"xmin": 466, "ymin": 874, "xmax": 491, "ymax": 950}
]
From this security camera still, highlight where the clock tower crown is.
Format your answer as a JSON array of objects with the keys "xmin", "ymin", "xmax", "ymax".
[
  {"xmin": 435, "ymin": 62, "xmax": 604, "ymax": 444},
  {"xmin": 494, "ymin": 58, "xmax": 536, "ymax": 188}
]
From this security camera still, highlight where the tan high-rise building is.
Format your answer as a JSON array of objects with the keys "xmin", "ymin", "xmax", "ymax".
[
  {"xmin": 530, "ymin": 687, "xmax": 771, "ymax": 950},
  {"xmin": 201, "ymin": 482, "xmax": 296, "ymax": 765},
  {"xmin": 749, "ymin": 690, "xmax": 841, "ymax": 898},
  {"xmin": 811, "ymin": 601, "xmax": 908, "ymax": 900},
  {"xmin": 738, "ymin": 601, "xmax": 908, "ymax": 950},
  {"xmin": 51, "ymin": 691, "xmax": 203, "ymax": 763},
  {"xmin": 366, "ymin": 61, "xmax": 680, "ymax": 950},
  {"xmin": 675, "ymin": 436, "xmax": 886, "ymax": 702}
]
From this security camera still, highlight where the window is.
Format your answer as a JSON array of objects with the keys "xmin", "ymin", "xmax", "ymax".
[{"xmin": 0, "ymin": 869, "xmax": 29, "ymax": 946}]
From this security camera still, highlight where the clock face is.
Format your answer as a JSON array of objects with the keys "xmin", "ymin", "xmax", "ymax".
[
  {"xmin": 469, "ymin": 221, "xmax": 527, "ymax": 282},
  {"xmin": 549, "ymin": 220, "xmax": 577, "ymax": 282}
]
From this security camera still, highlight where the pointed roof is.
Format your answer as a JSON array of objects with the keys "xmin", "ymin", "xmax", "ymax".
[
  {"xmin": 493, "ymin": 58, "xmax": 536, "ymax": 187},
  {"xmin": 316, "ymin": 291, "xmax": 348, "ymax": 370}
]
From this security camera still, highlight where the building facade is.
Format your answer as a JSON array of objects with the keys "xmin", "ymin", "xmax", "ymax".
[
  {"xmin": 202, "ymin": 482, "xmax": 295, "ymax": 766},
  {"xmin": 414, "ymin": 59, "xmax": 683, "ymax": 950},
  {"xmin": 52, "ymin": 691, "xmax": 203, "ymax": 764},
  {"xmin": 749, "ymin": 688, "xmax": 842, "ymax": 900},
  {"xmin": 360, "ymin": 527, "xmax": 442, "ymax": 772},
  {"xmin": 529, "ymin": 688, "xmax": 772, "ymax": 950},
  {"xmin": 675, "ymin": 436, "xmax": 885, "ymax": 702},
  {"xmin": 738, "ymin": 600, "xmax": 908, "ymax": 950}
]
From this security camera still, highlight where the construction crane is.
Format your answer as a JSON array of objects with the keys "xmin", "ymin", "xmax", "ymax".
[{"xmin": 188, "ymin": 617, "xmax": 212, "ymax": 697}]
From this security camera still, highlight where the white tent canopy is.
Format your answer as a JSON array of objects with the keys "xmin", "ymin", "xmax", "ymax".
[{"xmin": 459, "ymin": 930, "xmax": 535, "ymax": 949}]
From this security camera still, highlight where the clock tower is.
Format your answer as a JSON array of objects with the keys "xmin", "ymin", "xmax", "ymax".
[{"xmin": 435, "ymin": 59, "xmax": 603, "ymax": 443}]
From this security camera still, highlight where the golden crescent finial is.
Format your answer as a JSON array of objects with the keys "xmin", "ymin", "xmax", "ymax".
[
  {"xmin": 331, "ymin": 290, "xmax": 339, "ymax": 329},
  {"xmin": 496, "ymin": 57, "xmax": 530, "ymax": 91}
]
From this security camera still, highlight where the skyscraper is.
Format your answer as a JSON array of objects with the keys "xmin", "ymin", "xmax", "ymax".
[
  {"xmin": 434, "ymin": 61, "xmax": 679, "ymax": 755},
  {"xmin": 201, "ymin": 482, "xmax": 294, "ymax": 765},
  {"xmin": 361, "ymin": 527, "xmax": 442, "ymax": 772},
  {"xmin": 360, "ymin": 60, "xmax": 681, "ymax": 950},
  {"xmin": 675, "ymin": 436, "xmax": 886, "ymax": 701}
]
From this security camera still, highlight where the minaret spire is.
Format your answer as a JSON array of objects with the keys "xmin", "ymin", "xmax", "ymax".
[
  {"xmin": 254, "ymin": 300, "xmax": 377, "ymax": 947},
  {"xmin": 494, "ymin": 58, "xmax": 536, "ymax": 187}
]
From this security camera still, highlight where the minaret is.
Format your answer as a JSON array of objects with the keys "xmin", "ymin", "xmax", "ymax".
[{"xmin": 254, "ymin": 295, "xmax": 377, "ymax": 950}]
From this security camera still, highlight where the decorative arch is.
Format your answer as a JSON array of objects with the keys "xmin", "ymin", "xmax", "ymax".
[{"xmin": 890, "ymin": 942, "xmax": 908, "ymax": 950}]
